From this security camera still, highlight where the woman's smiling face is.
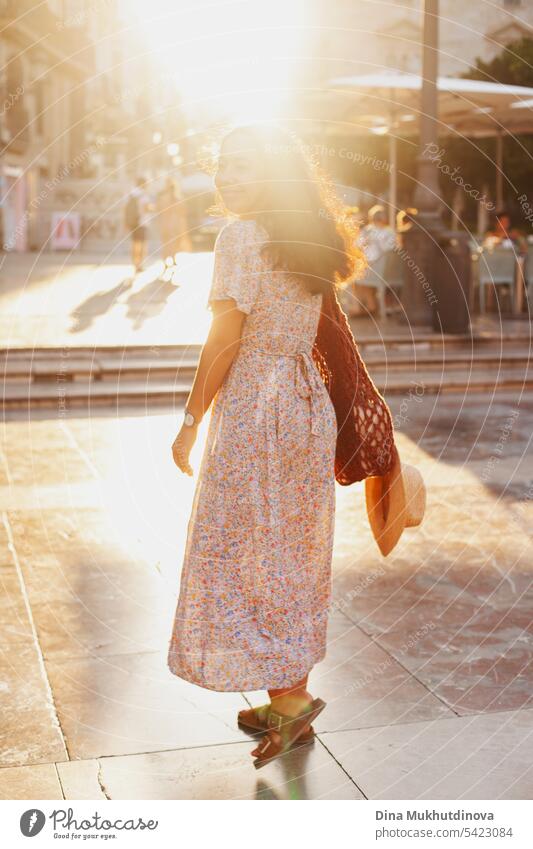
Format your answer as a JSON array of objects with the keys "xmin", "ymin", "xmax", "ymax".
[{"xmin": 214, "ymin": 130, "xmax": 265, "ymax": 215}]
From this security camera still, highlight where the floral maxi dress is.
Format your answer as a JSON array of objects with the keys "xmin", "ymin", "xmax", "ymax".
[{"xmin": 167, "ymin": 218, "xmax": 338, "ymax": 692}]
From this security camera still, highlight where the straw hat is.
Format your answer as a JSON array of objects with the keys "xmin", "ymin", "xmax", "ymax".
[{"xmin": 365, "ymin": 446, "xmax": 426, "ymax": 556}]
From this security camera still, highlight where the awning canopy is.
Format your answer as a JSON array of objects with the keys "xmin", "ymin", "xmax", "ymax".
[
  {"xmin": 325, "ymin": 73, "xmax": 533, "ymax": 136},
  {"xmin": 297, "ymin": 73, "xmax": 533, "ymax": 223}
]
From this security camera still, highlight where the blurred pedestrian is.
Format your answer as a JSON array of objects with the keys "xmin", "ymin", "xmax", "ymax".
[
  {"xmin": 156, "ymin": 176, "xmax": 192, "ymax": 268},
  {"xmin": 483, "ymin": 209, "xmax": 528, "ymax": 312},
  {"xmin": 483, "ymin": 210, "xmax": 527, "ymax": 256},
  {"xmin": 349, "ymin": 204, "xmax": 397, "ymax": 316},
  {"xmin": 124, "ymin": 176, "xmax": 153, "ymax": 273},
  {"xmin": 360, "ymin": 204, "xmax": 397, "ymax": 263}
]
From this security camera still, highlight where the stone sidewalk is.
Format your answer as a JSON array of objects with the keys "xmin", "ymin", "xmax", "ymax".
[
  {"xmin": 0, "ymin": 249, "xmax": 214, "ymax": 349},
  {"xmin": 0, "ymin": 250, "xmax": 530, "ymax": 350},
  {"xmin": 1, "ymin": 388, "xmax": 532, "ymax": 800}
]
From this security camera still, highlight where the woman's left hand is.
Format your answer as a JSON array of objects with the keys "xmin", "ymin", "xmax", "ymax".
[{"xmin": 171, "ymin": 425, "xmax": 197, "ymax": 476}]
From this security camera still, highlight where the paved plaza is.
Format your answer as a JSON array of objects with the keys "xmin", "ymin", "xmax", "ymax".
[
  {"xmin": 1, "ymin": 0, "xmax": 533, "ymax": 812},
  {"xmin": 0, "ymin": 249, "xmax": 213, "ymax": 350},
  {"xmin": 0, "ymin": 249, "xmax": 529, "ymax": 351},
  {"xmin": 1, "ymin": 385, "xmax": 532, "ymax": 799}
]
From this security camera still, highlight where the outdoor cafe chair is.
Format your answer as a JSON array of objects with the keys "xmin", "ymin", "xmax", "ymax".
[
  {"xmin": 382, "ymin": 248, "xmax": 405, "ymax": 313},
  {"xmin": 358, "ymin": 252, "xmax": 388, "ymax": 317},
  {"xmin": 477, "ymin": 246, "xmax": 518, "ymax": 314},
  {"xmin": 359, "ymin": 250, "xmax": 404, "ymax": 318},
  {"xmin": 527, "ymin": 245, "xmax": 533, "ymax": 308}
]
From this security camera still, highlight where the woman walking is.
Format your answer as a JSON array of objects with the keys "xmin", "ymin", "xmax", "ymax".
[
  {"xmin": 167, "ymin": 124, "xmax": 360, "ymax": 768},
  {"xmin": 156, "ymin": 176, "xmax": 191, "ymax": 268}
]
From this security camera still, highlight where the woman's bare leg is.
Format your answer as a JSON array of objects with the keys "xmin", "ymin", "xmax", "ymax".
[{"xmin": 268, "ymin": 676, "xmax": 313, "ymax": 715}]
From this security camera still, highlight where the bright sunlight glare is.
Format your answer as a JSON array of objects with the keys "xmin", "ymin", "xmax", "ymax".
[{"xmin": 123, "ymin": 0, "xmax": 312, "ymax": 123}]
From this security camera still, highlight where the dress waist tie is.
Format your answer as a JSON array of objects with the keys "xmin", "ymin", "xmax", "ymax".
[{"xmin": 246, "ymin": 348, "xmax": 327, "ymax": 438}]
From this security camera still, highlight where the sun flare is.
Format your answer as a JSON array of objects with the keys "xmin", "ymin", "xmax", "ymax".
[{"xmin": 123, "ymin": 0, "xmax": 310, "ymax": 122}]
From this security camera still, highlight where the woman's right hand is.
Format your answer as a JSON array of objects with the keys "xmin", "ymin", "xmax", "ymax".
[{"xmin": 171, "ymin": 425, "xmax": 197, "ymax": 476}]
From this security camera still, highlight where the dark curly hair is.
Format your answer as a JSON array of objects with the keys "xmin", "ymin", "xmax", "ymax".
[{"xmin": 204, "ymin": 123, "xmax": 366, "ymax": 296}]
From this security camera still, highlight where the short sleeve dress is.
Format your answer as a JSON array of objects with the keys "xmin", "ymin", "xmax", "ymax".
[{"xmin": 167, "ymin": 218, "xmax": 338, "ymax": 692}]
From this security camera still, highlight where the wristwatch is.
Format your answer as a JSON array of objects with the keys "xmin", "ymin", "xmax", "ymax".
[{"xmin": 183, "ymin": 408, "xmax": 197, "ymax": 427}]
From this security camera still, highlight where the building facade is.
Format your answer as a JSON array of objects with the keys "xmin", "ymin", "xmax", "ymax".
[
  {"xmin": 0, "ymin": 0, "xmax": 96, "ymax": 250},
  {"xmin": 305, "ymin": 0, "xmax": 533, "ymax": 82},
  {"xmin": 0, "ymin": 0, "xmax": 187, "ymax": 251}
]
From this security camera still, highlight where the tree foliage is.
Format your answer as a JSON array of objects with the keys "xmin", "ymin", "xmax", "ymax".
[
  {"xmin": 463, "ymin": 36, "xmax": 533, "ymax": 87},
  {"xmin": 444, "ymin": 37, "xmax": 533, "ymax": 229}
]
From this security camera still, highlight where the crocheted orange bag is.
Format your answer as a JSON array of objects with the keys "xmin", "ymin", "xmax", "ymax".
[{"xmin": 312, "ymin": 283, "xmax": 396, "ymax": 485}]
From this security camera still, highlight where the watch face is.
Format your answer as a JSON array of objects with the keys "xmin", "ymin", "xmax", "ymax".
[{"xmin": 184, "ymin": 412, "xmax": 195, "ymax": 426}]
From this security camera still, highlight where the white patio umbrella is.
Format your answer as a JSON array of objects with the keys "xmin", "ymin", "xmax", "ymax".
[{"xmin": 316, "ymin": 73, "xmax": 533, "ymax": 223}]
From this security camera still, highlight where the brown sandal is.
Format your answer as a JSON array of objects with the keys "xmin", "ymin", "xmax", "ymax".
[
  {"xmin": 252, "ymin": 698, "xmax": 326, "ymax": 770},
  {"xmin": 238, "ymin": 704, "xmax": 315, "ymax": 742}
]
